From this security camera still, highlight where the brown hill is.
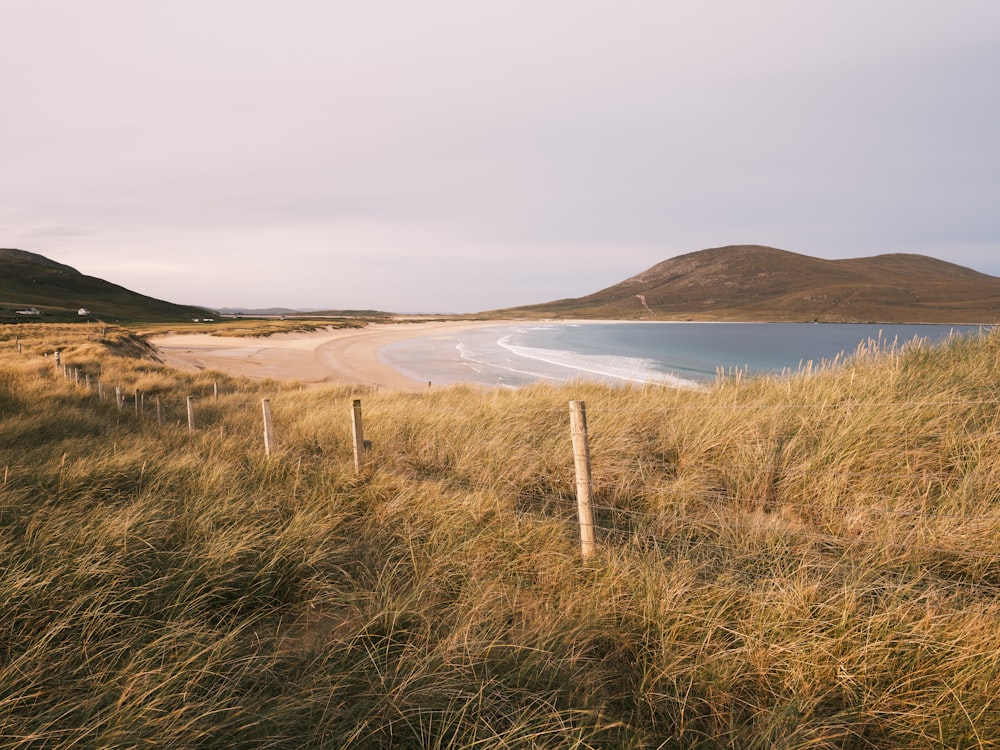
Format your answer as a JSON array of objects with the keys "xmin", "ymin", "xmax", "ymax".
[
  {"xmin": 500, "ymin": 245, "xmax": 1000, "ymax": 323},
  {"xmin": 0, "ymin": 248, "xmax": 214, "ymax": 322}
]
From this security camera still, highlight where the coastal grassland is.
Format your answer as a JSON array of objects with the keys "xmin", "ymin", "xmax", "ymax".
[
  {"xmin": 136, "ymin": 317, "xmax": 371, "ymax": 338},
  {"xmin": 1, "ymin": 322, "xmax": 999, "ymax": 748}
]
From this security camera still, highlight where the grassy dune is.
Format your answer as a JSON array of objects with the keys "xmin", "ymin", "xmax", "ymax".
[
  {"xmin": 1, "ymin": 322, "xmax": 999, "ymax": 748},
  {"xmin": 136, "ymin": 318, "xmax": 370, "ymax": 338}
]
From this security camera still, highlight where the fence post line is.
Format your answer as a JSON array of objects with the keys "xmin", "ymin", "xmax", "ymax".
[
  {"xmin": 186, "ymin": 396, "xmax": 196, "ymax": 433},
  {"xmin": 351, "ymin": 399, "xmax": 366, "ymax": 474},
  {"xmin": 569, "ymin": 400, "xmax": 597, "ymax": 559},
  {"xmin": 261, "ymin": 398, "xmax": 275, "ymax": 457}
]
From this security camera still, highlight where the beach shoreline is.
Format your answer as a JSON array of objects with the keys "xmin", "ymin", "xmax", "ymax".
[{"xmin": 150, "ymin": 319, "xmax": 519, "ymax": 391}]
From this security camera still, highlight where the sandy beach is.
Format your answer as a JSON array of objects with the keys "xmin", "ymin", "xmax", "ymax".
[{"xmin": 151, "ymin": 320, "xmax": 515, "ymax": 391}]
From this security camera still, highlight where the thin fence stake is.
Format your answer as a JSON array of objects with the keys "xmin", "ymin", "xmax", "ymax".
[
  {"xmin": 187, "ymin": 396, "xmax": 196, "ymax": 432},
  {"xmin": 134, "ymin": 389, "xmax": 141, "ymax": 417},
  {"xmin": 262, "ymin": 398, "xmax": 275, "ymax": 457},
  {"xmin": 352, "ymin": 399, "xmax": 366, "ymax": 474},
  {"xmin": 569, "ymin": 400, "xmax": 597, "ymax": 559},
  {"xmin": 73, "ymin": 368, "xmax": 80, "ymax": 385},
  {"xmin": 214, "ymin": 381, "xmax": 219, "ymax": 400},
  {"xmin": 98, "ymin": 381, "xmax": 104, "ymax": 400},
  {"xmin": 85, "ymin": 373, "xmax": 91, "ymax": 391},
  {"xmin": 115, "ymin": 386, "xmax": 123, "ymax": 410},
  {"xmin": 155, "ymin": 396, "xmax": 163, "ymax": 425}
]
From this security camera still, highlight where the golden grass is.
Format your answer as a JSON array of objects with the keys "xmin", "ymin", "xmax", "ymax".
[
  {"xmin": 1, "ymin": 322, "xmax": 999, "ymax": 747},
  {"xmin": 136, "ymin": 317, "xmax": 369, "ymax": 338}
]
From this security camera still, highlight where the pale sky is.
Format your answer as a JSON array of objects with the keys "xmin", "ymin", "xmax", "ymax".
[{"xmin": 3, "ymin": 0, "xmax": 998, "ymax": 313}]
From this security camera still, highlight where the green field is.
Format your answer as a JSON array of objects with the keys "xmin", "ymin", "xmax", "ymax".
[{"xmin": 1, "ymin": 322, "xmax": 998, "ymax": 748}]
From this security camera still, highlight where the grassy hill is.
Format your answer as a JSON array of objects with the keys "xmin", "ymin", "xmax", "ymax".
[
  {"xmin": 497, "ymin": 245, "xmax": 1000, "ymax": 323},
  {"xmin": 0, "ymin": 248, "xmax": 214, "ymax": 322},
  {"xmin": 2, "ymin": 322, "xmax": 999, "ymax": 746}
]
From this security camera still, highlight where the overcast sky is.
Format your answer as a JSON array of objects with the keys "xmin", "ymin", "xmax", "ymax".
[{"xmin": 3, "ymin": 1, "xmax": 999, "ymax": 312}]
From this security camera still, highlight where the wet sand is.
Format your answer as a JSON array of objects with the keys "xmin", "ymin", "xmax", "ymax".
[{"xmin": 151, "ymin": 320, "xmax": 516, "ymax": 391}]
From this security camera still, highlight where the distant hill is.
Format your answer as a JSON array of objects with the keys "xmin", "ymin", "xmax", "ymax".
[
  {"xmin": 0, "ymin": 249, "xmax": 215, "ymax": 322},
  {"xmin": 497, "ymin": 245, "xmax": 1000, "ymax": 323}
]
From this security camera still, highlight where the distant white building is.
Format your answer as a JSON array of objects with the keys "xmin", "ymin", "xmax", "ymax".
[
  {"xmin": 16, "ymin": 307, "xmax": 40, "ymax": 316},
  {"xmin": 78, "ymin": 308, "xmax": 91, "ymax": 316}
]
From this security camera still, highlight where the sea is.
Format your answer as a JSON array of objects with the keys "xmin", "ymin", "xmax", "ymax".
[{"xmin": 378, "ymin": 322, "xmax": 989, "ymax": 390}]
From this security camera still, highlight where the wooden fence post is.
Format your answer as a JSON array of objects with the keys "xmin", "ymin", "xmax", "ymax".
[
  {"xmin": 351, "ymin": 399, "xmax": 366, "ymax": 474},
  {"xmin": 115, "ymin": 386, "xmax": 123, "ymax": 410},
  {"xmin": 569, "ymin": 400, "xmax": 597, "ymax": 559},
  {"xmin": 134, "ymin": 389, "xmax": 141, "ymax": 417},
  {"xmin": 97, "ymin": 381, "xmax": 104, "ymax": 400},
  {"xmin": 214, "ymin": 381, "xmax": 219, "ymax": 401},
  {"xmin": 186, "ymin": 396, "xmax": 196, "ymax": 432},
  {"xmin": 155, "ymin": 396, "xmax": 163, "ymax": 425},
  {"xmin": 261, "ymin": 398, "xmax": 275, "ymax": 457}
]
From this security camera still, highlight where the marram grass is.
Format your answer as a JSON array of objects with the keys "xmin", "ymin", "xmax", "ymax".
[{"xmin": 1, "ymin": 322, "xmax": 999, "ymax": 748}]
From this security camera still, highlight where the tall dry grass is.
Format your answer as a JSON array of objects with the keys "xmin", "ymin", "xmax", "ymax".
[{"xmin": 1, "ymin": 322, "xmax": 999, "ymax": 748}]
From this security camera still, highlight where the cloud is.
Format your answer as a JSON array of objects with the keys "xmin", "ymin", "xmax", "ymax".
[{"xmin": 2, "ymin": 0, "xmax": 998, "ymax": 310}]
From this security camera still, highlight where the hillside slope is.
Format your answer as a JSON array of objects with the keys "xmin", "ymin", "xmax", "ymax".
[
  {"xmin": 500, "ymin": 245, "xmax": 1000, "ymax": 323},
  {"xmin": 0, "ymin": 248, "xmax": 213, "ymax": 322}
]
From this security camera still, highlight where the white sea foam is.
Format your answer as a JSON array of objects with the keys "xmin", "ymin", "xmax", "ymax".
[
  {"xmin": 496, "ymin": 336, "xmax": 700, "ymax": 389},
  {"xmin": 455, "ymin": 342, "xmax": 572, "ymax": 384}
]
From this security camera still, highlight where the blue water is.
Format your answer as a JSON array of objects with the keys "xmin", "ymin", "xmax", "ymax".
[{"xmin": 379, "ymin": 322, "xmax": 988, "ymax": 389}]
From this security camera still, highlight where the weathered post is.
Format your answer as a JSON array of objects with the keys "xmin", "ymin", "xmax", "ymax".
[
  {"xmin": 351, "ymin": 399, "xmax": 366, "ymax": 474},
  {"xmin": 73, "ymin": 368, "xmax": 80, "ymax": 386},
  {"xmin": 85, "ymin": 373, "xmax": 91, "ymax": 391},
  {"xmin": 186, "ymin": 396, "xmax": 196, "ymax": 433},
  {"xmin": 213, "ymin": 381, "xmax": 219, "ymax": 401},
  {"xmin": 97, "ymin": 381, "xmax": 104, "ymax": 400},
  {"xmin": 155, "ymin": 395, "xmax": 163, "ymax": 425},
  {"xmin": 115, "ymin": 386, "xmax": 124, "ymax": 410},
  {"xmin": 134, "ymin": 389, "xmax": 141, "ymax": 417},
  {"xmin": 569, "ymin": 400, "xmax": 597, "ymax": 559},
  {"xmin": 261, "ymin": 399, "xmax": 275, "ymax": 457}
]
